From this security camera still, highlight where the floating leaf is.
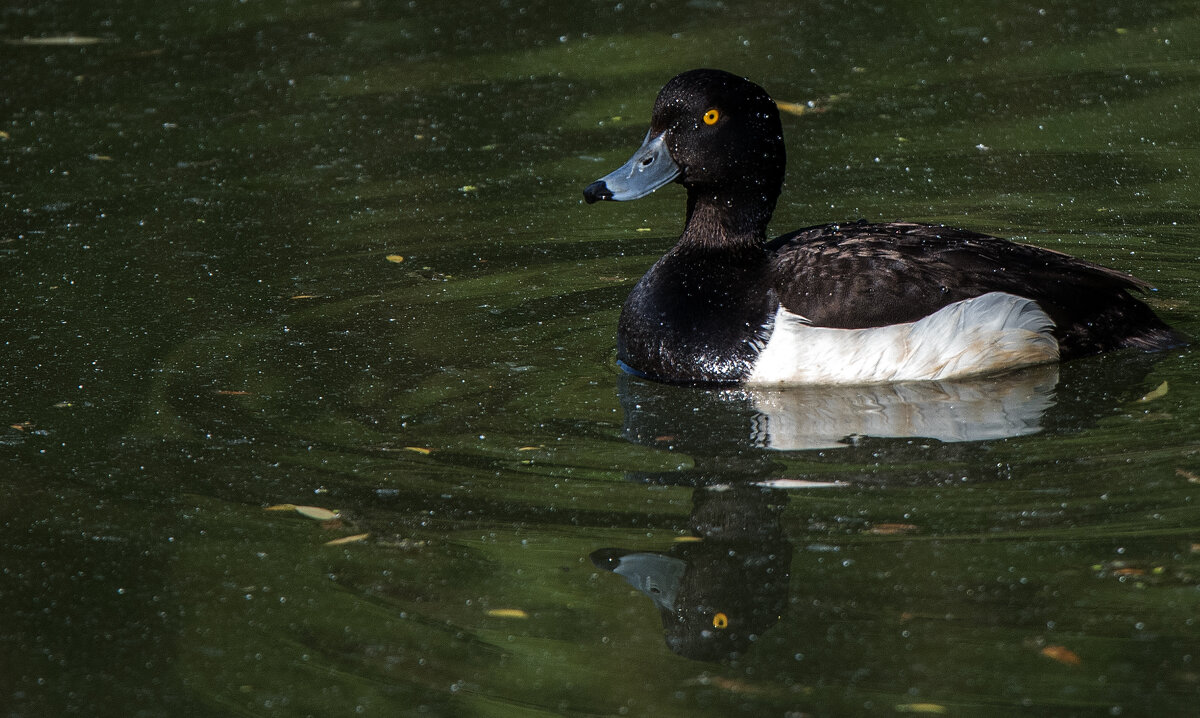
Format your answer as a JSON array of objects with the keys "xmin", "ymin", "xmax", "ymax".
[
  {"xmin": 294, "ymin": 505, "xmax": 339, "ymax": 521},
  {"xmin": 216, "ymin": 390, "xmax": 251, "ymax": 395},
  {"xmin": 486, "ymin": 608, "xmax": 529, "ymax": 619},
  {"xmin": 1175, "ymin": 469, "xmax": 1200, "ymax": 484},
  {"xmin": 385, "ymin": 254, "xmax": 405, "ymax": 263},
  {"xmin": 405, "ymin": 446, "xmax": 434, "ymax": 455},
  {"xmin": 866, "ymin": 523, "xmax": 920, "ymax": 535},
  {"xmin": 777, "ymin": 94, "xmax": 842, "ymax": 117},
  {"xmin": 636, "ymin": 227, "xmax": 652, "ymax": 232},
  {"xmin": 1040, "ymin": 645, "xmax": 1082, "ymax": 666},
  {"xmin": 776, "ymin": 100, "xmax": 811, "ymax": 116},
  {"xmin": 517, "ymin": 446, "xmax": 543, "ymax": 451},
  {"xmin": 754, "ymin": 478, "xmax": 848, "ymax": 489},
  {"xmin": 265, "ymin": 503, "xmax": 297, "ymax": 511},
  {"xmin": 1138, "ymin": 381, "xmax": 1168, "ymax": 402},
  {"xmin": 5, "ymin": 35, "xmax": 113, "ymax": 46},
  {"xmin": 325, "ymin": 533, "xmax": 369, "ymax": 546},
  {"xmin": 673, "ymin": 535, "xmax": 704, "ymax": 543},
  {"xmin": 290, "ymin": 294, "xmax": 321, "ymax": 300},
  {"xmin": 895, "ymin": 704, "xmax": 947, "ymax": 714}
]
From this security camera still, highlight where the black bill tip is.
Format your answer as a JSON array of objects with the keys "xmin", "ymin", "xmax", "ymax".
[{"xmin": 583, "ymin": 180, "xmax": 613, "ymax": 204}]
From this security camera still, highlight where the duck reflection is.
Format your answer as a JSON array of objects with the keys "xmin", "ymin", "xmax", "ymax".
[
  {"xmin": 597, "ymin": 370, "xmax": 1061, "ymax": 662},
  {"xmin": 591, "ymin": 485, "xmax": 790, "ymax": 662},
  {"xmin": 595, "ymin": 357, "xmax": 1168, "ymax": 661},
  {"xmin": 620, "ymin": 363, "xmax": 1060, "ymax": 454}
]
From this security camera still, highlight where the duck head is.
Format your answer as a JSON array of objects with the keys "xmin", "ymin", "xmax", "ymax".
[{"xmin": 583, "ymin": 69, "xmax": 787, "ymax": 218}]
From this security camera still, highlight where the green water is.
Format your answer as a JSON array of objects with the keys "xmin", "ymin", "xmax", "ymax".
[{"xmin": 3, "ymin": 1, "xmax": 1199, "ymax": 715}]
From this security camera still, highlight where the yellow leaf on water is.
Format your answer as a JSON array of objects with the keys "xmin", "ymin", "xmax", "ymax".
[
  {"xmin": 294, "ymin": 505, "xmax": 339, "ymax": 521},
  {"xmin": 325, "ymin": 533, "xmax": 369, "ymax": 546},
  {"xmin": 1138, "ymin": 381, "xmax": 1168, "ymax": 402},
  {"xmin": 486, "ymin": 608, "xmax": 529, "ymax": 619},
  {"xmin": 777, "ymin": 94, "xmax": 842, "ymax": 117},
  {"xmin": 265, "ymin": 503, "xmax": 297, "ymax": 511},
  {"xmin": 405, "ymin": 446, "xmax": 434, "ymax": 455},
  {"xmin": 895, "ymin": 704, "xmax": 947, "ymax": 714},
  {"xmin": 385, "ymin": 254, "xmax": 404, "ymax": 263},
  {"xmin": 1040, "ymin": 645, "xmax": 1082, "ymax": 666},
  {"xmin": 0, "ymin": 131, "xmax": 9, "ymax": 140},
  {"xmin": 776, "ymin": 100, "xmax": 811, "ymax": 116},
  {"xmin": 1176, "ymin": 469, "xmax": 1200, "ymax": 484},
  {"xmin": 673, "ymin": 535, "xmax": 703, "ymax": 543},
  {"xmin": 517, "ymin": 446, "xmax": 543, "ymax": 451}
]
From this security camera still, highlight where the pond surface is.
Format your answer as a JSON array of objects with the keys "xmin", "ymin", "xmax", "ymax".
[{"xmin": 3, "ymin": 1, "xmax": 1199, "ymax": 715}]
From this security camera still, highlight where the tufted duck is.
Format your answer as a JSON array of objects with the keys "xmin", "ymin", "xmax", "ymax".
[{"xmin": 583, "ymin": 69, "xmax": 1182, "ymax": 384}]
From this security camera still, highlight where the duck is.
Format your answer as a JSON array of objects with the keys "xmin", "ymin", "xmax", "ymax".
[{"xmin": 583, "ymin": 68, "xmax": 1182, "ymax": 385}]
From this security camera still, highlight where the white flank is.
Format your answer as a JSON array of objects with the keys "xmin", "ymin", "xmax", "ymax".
[{"xmin": 745, "ymin": 292, "xmax": 1059, "ymax": 385}]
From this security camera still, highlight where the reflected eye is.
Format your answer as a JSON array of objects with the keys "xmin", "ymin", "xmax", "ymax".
[{"xmin": 703, "ymin": 109, "xmax": 720, "ymax": 125}]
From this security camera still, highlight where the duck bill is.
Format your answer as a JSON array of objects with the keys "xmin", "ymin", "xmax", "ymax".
[{"xmin": 583, "ymin": 131, "xmax": 680, "ymax": 203}]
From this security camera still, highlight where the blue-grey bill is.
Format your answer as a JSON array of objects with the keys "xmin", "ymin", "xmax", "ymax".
[{"xmin": 583, "ymin": 131, "xmax": 680, "ymax": 203}]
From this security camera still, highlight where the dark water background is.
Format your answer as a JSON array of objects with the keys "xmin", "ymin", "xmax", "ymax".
[{"xmin": 3, "ymin": 1, "xmax": 1199, "ymax": 715}]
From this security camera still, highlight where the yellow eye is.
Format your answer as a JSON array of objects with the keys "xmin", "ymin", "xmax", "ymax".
[
  {"xmin": 712, "ymin": 612, "xmax": 729, "ymax": 629},
  {"xmin": 703, "ymin": 109, "xmax": 720, "ymax": 125}
]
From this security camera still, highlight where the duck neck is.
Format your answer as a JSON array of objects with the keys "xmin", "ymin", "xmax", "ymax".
[{"xmin": 681, "ymin": 189, "xmax": 775, "ymax": 250}]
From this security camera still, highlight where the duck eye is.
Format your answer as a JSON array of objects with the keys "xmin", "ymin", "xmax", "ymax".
[
  {"xmin": 703, "ymin": 109, "xmax": 720, "ymax": 125},
  {"xmin": 712, "ymin": 612, "xmax": 729, "ymax": 629}
]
